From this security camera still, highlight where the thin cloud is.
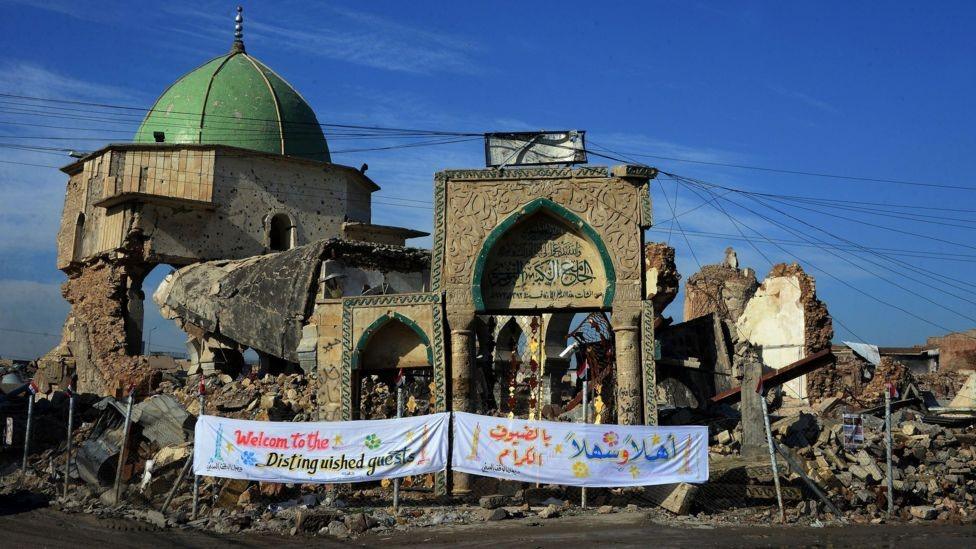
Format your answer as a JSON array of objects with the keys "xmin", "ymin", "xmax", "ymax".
[
  {"xmin": 768, "ymin": 84, "xmax": 838, "ymax": 114},
  {"xmin": 157, "ymin": 3, "xmax": 483, "ymax": 76},
  {"xmin": 0, "ymin": 61, "xmax": 135, "ymax": 101}
]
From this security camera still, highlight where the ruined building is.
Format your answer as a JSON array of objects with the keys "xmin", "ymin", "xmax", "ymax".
[
  {"xmin": 37, "ymin": 9, "xmax": 846, "ymax": 499},
  {"xmin": 658, "ymin": 249, "xmax": 833, "ymax": 406},
  {"xmin": 39, "ymin": 18, "xmax": 423, "ymax": 395}
]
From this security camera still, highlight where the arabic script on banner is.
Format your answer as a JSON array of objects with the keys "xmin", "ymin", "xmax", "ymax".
[
  {"xmin": 194, "ymin": 413, "xmax": 449, "ymax": 483},
  {"xmin": 452, "ymin": 412, "xmax": 708, "ymax": 487}
]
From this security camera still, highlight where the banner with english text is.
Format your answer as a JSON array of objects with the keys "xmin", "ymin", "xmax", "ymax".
[
  {"xmin": 193, "ymin": 413, "xmax": 448, "ymax": 483},
  {"xmin": 451, "ymin": 412, "xmax": 708, "ymax": 487}
]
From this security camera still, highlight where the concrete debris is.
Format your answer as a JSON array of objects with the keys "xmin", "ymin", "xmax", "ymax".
[
  {"xmin": 154, "ymin": 240, "xmax": 331, "ymax": 363},
  {"xmin": 708, "ymin": 403, "xmax": 976, "ymax": 524},
  {"xmin": 683, "ymin": 255, "xmax": 758, "ymax": 325}
]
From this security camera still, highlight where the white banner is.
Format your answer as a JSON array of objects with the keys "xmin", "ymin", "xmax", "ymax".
[
  {"xmin": 452, "ymin": 412, "xmax": 709, "ymax": 487},
  {"xmin": 194, "ymin": 413, "xmax": 449, "ymax": 483}
]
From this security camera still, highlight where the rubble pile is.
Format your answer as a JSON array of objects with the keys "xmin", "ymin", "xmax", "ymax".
[
  {"xmin": 358, "ymin": 376, "xmax": 432, "ymax": 420},
  {"xmin": 709, "ymin": 408, "xmax": 976, "ymax": 523},
  {"xmin": 163, "ymin": 373, "xmax": 317, "ymax": 421},
  {"xmin": 858, "ymin": 358, "xmax": 912, "ymax": 407}
]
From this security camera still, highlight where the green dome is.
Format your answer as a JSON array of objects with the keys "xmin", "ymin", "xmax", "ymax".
[{"xmin": 134, "ymin": 45, "xmax": 330, "ymax": 162}]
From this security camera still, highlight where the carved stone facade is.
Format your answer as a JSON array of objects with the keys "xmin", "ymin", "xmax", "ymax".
[
  {"xmin": 336, "ymin": 293, "xmax": 447, "ymax": 421},
  {"xmin": 427, "ymin": 165, "xmax": 658, "ymax": 433}
]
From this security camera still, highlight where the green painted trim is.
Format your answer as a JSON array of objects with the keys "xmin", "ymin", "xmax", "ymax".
[
  {"xmin": 471, "ymin": 197, "xmax": 617, "ymax": 311},
  {"xmin": 339, "ymin": 293, "xmax": 446, "ymax": 421},
  {"xmin": 641, "ymin": 300, "xmax": 658, "ymax": 426},
  {"xmin": 430, "ymin": 174, "xmax": 447, "ymax": 292},
  {"xmin": 352, "ymin": 312, "xmax": 433, "ymax": 369}
]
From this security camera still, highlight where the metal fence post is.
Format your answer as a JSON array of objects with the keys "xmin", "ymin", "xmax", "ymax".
[
  {"xmin": 22, "ymin": 384, "xmax": 35, "ymax": 472},
  {"xmin": 885, "ymin": 384, "xmax": 895, "ymax": 517},
  {"xmin": 581, "ymin": 378, "xmax": 588, "ymax": 510},
  {"xmin": 394, "ymin": 377, "xmax": 404, "ymax": 512},
  {"xmin": 760, "ymin": 389, "xmax": 785, "ymax": 524},
  {"xmin": 192, "ymin": 379, "xmax": 205, "ymax": 518},
  {"xmin": 64, "ymin": 386, "xmax": 75, "ymax": 497}
]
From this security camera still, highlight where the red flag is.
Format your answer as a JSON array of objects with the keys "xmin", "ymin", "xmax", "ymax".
[
  {"xmin": 27, "ymin": 380, "xmax": 38, "ymax": 395},
  {"xmin": 885, "ymin": 382, "xmax": 898, "ymax": 399},
  {"xmin": 577, "ymin": 358, "xmax": 590, "ymax": 381},
  {"xmin": 395, "ymin": 368, "xmax": 406, "ymax": 388},
  {"xmin": 198, "ymin": 377, "xmax": 206, "ymax": 396}
]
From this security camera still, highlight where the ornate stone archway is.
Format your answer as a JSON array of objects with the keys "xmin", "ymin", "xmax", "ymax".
[{"xmin": 471, "ymin": 197, "xmax": 617, "ymax": 312}]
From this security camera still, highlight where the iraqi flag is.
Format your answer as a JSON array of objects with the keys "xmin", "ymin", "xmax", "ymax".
[{"xmin": 577, "ymin": 358, "xmax": 590, "ymax": 382}]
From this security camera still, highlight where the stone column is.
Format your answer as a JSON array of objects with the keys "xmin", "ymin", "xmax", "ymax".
[
  {"xmin": 740, "ymin": 356, "xmax": 766, "ymax": 459},
  {"xmin": 614, "ymin": 323, "xmax": 643, "ymax": 425},
  {"xmin": 448, "ymin": 310, "xmax": 476, "ymax": 495},
  {"xmin": 451, "ymin": 328, "xmax": 475, "ymax": 413}
]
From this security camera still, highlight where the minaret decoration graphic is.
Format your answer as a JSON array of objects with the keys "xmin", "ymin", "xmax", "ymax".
[
  {"xmin": 213, "ymin": 423, "xmax": 225, "ymax": 461},
  {"xmin": 466, "ymin": 423, "xmax": 481, "ymax": 460}
]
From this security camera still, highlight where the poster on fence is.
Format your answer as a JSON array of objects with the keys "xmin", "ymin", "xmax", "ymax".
[
  {"xmin": 193, "ymin": 413, "xmax": 449, "ymax": 483},
  {"xmin": 452, "ymin": 412, "xmax": 708, "ymax": 487}
]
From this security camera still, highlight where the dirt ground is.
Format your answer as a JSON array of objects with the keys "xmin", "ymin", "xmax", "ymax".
[{"xmin": 1, "ymin": 506, "xmax": 974, "ymax": 549}]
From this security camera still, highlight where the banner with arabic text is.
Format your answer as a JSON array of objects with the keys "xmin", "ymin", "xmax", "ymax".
[
  {"xmin": 194, "ymin": 413, "xmax": 448, "ymax": 483},
  {"xmin": 451, "ymin": 412, "xmax": 708, "ymax": 487}
]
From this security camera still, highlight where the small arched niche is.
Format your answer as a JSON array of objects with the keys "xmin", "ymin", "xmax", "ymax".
[
  {"xmin": 358, "ymin": 315, "xmax": 432, "ymax": 371},
  {"xmin": 268, "ymin": 213, "xmax": 295, "ymax": 252},
  {"xmin": 72, "ymin": 212, "xmax": 86, "ymax": 261}
]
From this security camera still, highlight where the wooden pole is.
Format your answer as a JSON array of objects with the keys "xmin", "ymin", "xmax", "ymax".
[
  {"xmin": 113, "ymin": 389, "xmax": 134, "ymax": 504},
  {"xmin": 161, "ymin": 454, "xmax": 194, "ymax": 513}
]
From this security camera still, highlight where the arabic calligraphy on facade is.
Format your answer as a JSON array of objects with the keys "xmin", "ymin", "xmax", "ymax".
[{"xmin": 482, "ymin": 218, "xmax": 606, "ymax": 308}]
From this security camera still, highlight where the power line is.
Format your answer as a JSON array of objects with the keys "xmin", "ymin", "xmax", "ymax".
[
  {"xmin": 645, "ymin": 228, "xmax": 976, "ymax": 262},
  {"xmin": 671, "ymin": 173, "xmax": 976, "ymax": 286},
  {"xmin": 0, "ymin": 92, "xmax": 482, "ymax": 137},
  {"xmin": 686, "ymin": 177, "xmax": 976, "ymax": 252},
  {"xmin": 675, "ymin": 176, "xmax": 976, "ymax": 336},
  {"xmin": 587, "ymin": 140, "xmax": 976, "ymax": 192},
  {"xmin": 0, "ymin": 327, "xmax": 60, "ymax": 338},
  {"xmin": 592, "ymin": 141, "xmax": 973, "ymax": 341},
  {"xmin": 676, "ymin": 175, "xmax": 976, "ymax": 311},
  {"xmin": 655, "ymin": 176, "xmax": 870, "ymax": 343}
]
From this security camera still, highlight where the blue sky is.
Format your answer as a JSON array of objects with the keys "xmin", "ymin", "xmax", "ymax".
[{"xmin": 0, "ymin": 0, "xmax": 974, "ymax": 359}]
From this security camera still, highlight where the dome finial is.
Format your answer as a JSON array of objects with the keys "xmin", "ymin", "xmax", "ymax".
[{"xmin": 231, "ymin": 5, "xmax": 245, "ymax": 53}]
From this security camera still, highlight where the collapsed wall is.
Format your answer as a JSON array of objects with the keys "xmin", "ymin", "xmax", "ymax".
[
  {"xmin": 36, "ymin": 240, "xmax": 153, "ymax": 397},
  {"xmin": 736, "ymin": 263, "xmax": 833, "ymax": 400},
  {"xmin": 664, "ymin": 252, "xmax": 833, "ymax": 407},
  {"xmin": 644, "ymin": 242, "xmax": 679, "ymax": 323},
  {"xmin": 683, "ymin": 257, "xmax": 759, "ymax": 324}
]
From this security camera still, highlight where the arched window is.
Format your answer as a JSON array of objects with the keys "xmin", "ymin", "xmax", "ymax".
[
  {"xmin": 72, "ymin": 212, "xmax": 86, "ymax": 261},
  {"xmin": 269, "ymin": 213, "xmax": 295, "ymax": 251}
]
